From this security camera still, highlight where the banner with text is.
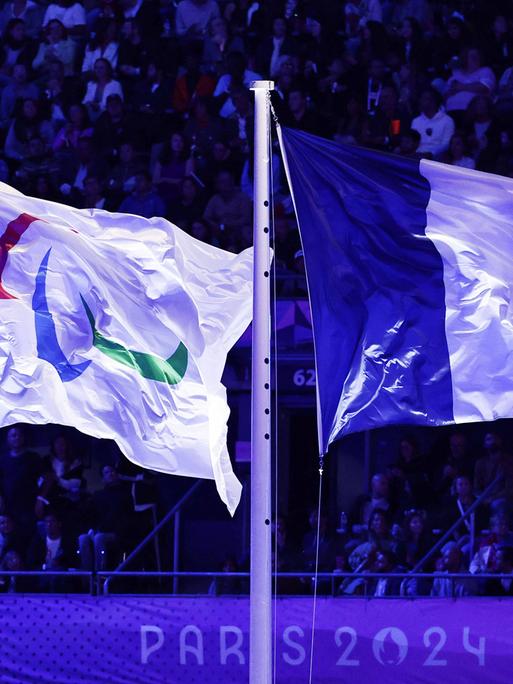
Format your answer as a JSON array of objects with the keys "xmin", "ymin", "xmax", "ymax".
[{"xmin": 0, "ymin": 596, "xmax": 507, "ymax": 683}]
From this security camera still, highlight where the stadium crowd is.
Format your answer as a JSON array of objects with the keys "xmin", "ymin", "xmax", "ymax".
[{"xmin": 0, "ymin": 0, "xmax": 513, "ymax": 595}]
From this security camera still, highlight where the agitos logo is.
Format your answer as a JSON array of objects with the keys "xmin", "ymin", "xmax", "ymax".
[{"xmin": 1, "ymin": 213, "xmax": 188, "ymax": 385}]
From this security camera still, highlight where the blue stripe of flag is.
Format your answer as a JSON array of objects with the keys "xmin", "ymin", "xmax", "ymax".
[{"xmin": 281, "ymin": 127, "xmax": 454, "ymax": 452}]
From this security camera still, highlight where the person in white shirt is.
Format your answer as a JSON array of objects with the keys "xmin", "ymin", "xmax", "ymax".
[
  {"xmin": 82, "ymin": 57, "xmax": 123, "ymax": 118},
  {"xmin": 42, "ymin": 0, "xmax": 85, "ymax": 33},
  {"xmin": 411, "ymin": 88, "xmax": 455, "ymax": 158},
  {"xmin": 445, "ymin": 47, "xmax": 496, "ymax": 117},
  {"xmin": 175, "ymin": 0, "xmax": 220, "ymax": 38},
  {"xmin": 213, "ymin": 51, "xmax": 261, "ymax": 118}
]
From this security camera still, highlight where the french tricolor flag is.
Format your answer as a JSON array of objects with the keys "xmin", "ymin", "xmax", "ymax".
[{"xmin": 280, "ymin": 127, "xmax": 513, "ymax": 454}]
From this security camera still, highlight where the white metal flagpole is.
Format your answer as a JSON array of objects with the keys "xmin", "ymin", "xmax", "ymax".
[{"xmin": 250, "ymin": 79, "xmax": 274, "ymax": 684}]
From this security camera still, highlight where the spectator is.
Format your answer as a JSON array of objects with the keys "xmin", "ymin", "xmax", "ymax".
[
  {"xmin": 32, "ymin": 19, "xmax": 75, "ymax": 76},
  {"xmin": 0, "ymin": 62, "xmax": 39, "ymax": 127},
  {"xmin": 27, "ymin": 510, "xmax": 76, "ymax": 571},
  {"xmin": 470, "ymin": 513, "xmax": 513, "ymax": 574},
  {"xmin": 0, "ymin": 514, "xmax": 25, "ymax": 564},
  {"xmin": 255, "ymin": 16, "xmax": 296, "ymax": 79},
  {"xmin": 153, "ymin": 131, "xmax": 195, "ymax": 208},
  {"xmin": 431, "ymin": 541, "xmax": 472, "ymax": 597},
  {"xmin": 0, "ymin": 425, "xmax": 42, "ymax": 531},
  {"xmin": 42, "ymin": 0, "xmax": 86, "ymax": 36},
  {"xmin": 81, "ymin": 17, "xmax": 119, "ymax": 76},
  {"xmin": 0, "ymin": 18, "xmax": 36, "ymax": 77},
  {"xmin": 348, "ymin": 508, "xmax": 396, "ymax": 570},
  {"xmin": 484, "ymin": 545, "xmax": 513, "ymax": 596},
  {"xmin": 353, "ymin": 472, "xmax": 395, "ymax": 530},
  {"xmin": 411, "ymin": 88, "xmax": 455, "ymax": 158},
  {"xmin": 301, "ymin": 507, "xmax": 338, "ymax": 574},
  {"xmin": 474, "ymin": 432, "xmax": 513, "ymax": 513},
  {"xmin": 78, "ymin": 464, "xmax": 134, "ymax": 571},
  {"xmin": 36, "ymin": 434, "xmax": 83, "ymax": 518},
  {"xmin": 168, "ymin": 176, "xmax": 205, "ymax": 228},
  {"xmin": 202, "ymin": 169, "xmax": 252, "ymax": 248},
  {"xmin": 82, "ymin": 57, "xmax": 123, "ymax": 120},
  {"xmin": 117, "ymin": 18, "xmax": 150, "ymax": 91},
  {"xmin": 175, "ymin": 0, "xmax": 220, "ymax": 39},
  {"xmin": 213, "ymin": 51, "xmax": 261, "ymax": 119},
  {"xmin": 203, "ymin": 17, "xmax": 245, "ymax": 75},
  {"xmin": 172, "ymin": 46, "xmax": 217, "ymax": 114},
  {"xmin": 52, "ymin": 102, "xmax": 92, "ymax": 152},
  {"xmin": 445, "ymin": 47, "xmax": 496, "ymax": 127},
  {"xmin": 119, "ymin": 170, "xmax": 166, "ymax": 218},
  {"xmin": 395, "ymin": 509, "xmax": 433, "ymax": 569},
  {"xmin": 282, "ymin": 85, "xmax": 323, "ymax": 135},
  {"xmin": 92, "ymin": 93, "xmax": 141, "ymax": 161},
  {"xmin": 443, "ymin": 132, "xmax": 475, "ymax": 169},
  {"xmin": 106, "ymin": 139, "xmax": 141, "ymax": 200},
  {"xmin": 0, "ymin": 2, "xmax": 44, "ymax": 39}
]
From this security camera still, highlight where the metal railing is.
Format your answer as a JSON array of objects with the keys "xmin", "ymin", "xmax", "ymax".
[
  {"xmin": 0, "ymin": 570, "xmax": 510, "ymax": 598},
  {"xmin": 103, "ymin": 479, "xmax": 203, "ymax": 594}
]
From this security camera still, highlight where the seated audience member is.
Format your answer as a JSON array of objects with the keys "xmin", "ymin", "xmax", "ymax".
[
  {"xmin": 0, "ymin": 2, "xmax": 44, "ymax": 39},
  {"xmin": 78, "ymin": 464, "xmax": 134, "ymax": 571},
  {"xmin": 395, "ymin": 434, "xmax": 432, "ymax": 509},
  {"xmin": 484, "ymin": 545, "xmax": 513, "ymax": 596},
  {"xmin": 352, "ymin": 472, "xmax": 395, "ymax": 531},
  {"xmin": 432, "ymin": 431, "xmax": 475, "ymax": 500},
  {"xmin": 106, "ymin": 139, "xmax": 141, "ymax": 201},
  {"xmin": 0, "ymin": 550, "xmax": 31, "ymax": 593},
  {"xmin": 301, "ymin": 508, "xmax": 338, "ymax": 573},
  {"xmin": 175, "ymin": 0, "xmax": 220, "ymax": 38},
  {"xmin": 82, "ymin": 57, "xmax": 123, "ymax": 120},
  {"xmin": 213, "ymin": 51, "xmax": 261, "ymax": 119},
  {"xmin": 473, "ymin": 432, "xmax": 513, "ymax": 514},
  {"xmin": 152, "ymin": 132, "xmax": 195, "ymax": 209},
  {"xmin": 410, "ymin": 88, "xmax": 455, "ymax": 158},
  {"xmin": 436, "ymin": 475, "xmax": 488, "ymax": 555},
  {"xmin": 470, "ymin": 513, "xmax": 513, "ymax": 574},
  {"xmin": 272, "ymin": 516, "xmax": 302, "ymax": 594},
  {"xmin": 361, "ymin": 85, "xmax": 409, "ymax": 152},
  {"xmin": 203, "ymin": 17, "xmax": 245, "ymax": 75},
  {"xmin": 4, "ymin": 97, "xmax": 53, "ymax": 160},
  {"xmin": 27, "ymin": 510, "xmax": 75, "ymax": 572},
  {"xmin": 445, "ymin": 47, "xmax": 496, "ymax": 127},
  {"xmin": 32, "ymin": 19, "xmax": 75, "ymax": 76},
  {"xmin": 119, "ymin": 171, "xmax": 166, "ymax": 218},
  {"xmin": 431, "ymin": 542, "xmax": 473, "ymax": 597},
  {"xmin": 348, "ymin": 508, "xmax": 396, "ymax": 571},
  {"xmin": 395, "ymin": 509, "xmax": 433, "ymax": 569},
  {"xmin": 0, "ymin": 18, "xmax": 36, "ymax": 78},
  {"xmin": 12, "ymin": 136, "xmax": 61, "ymax": 192},
  {"xmin": 42, "ymin": 1, "xmax": 86, "ymax": 35},
  {"xmin": 0, "ymin": 63, "xmax": 39, "ymax": 127},
  {"xmin": 0, "ymin": 514, "xmax": 25, "ymax": 564},
  {"xmin": 370, "ymin": 549, "xmax": 402, "ymax": 597},
  {"xmin": 202, "ymin": 169, "xmax": 252, "ymax": 249},
  {"xmin": 81, "ymin": 17, "xmax": 118, "ymax": 76},
  {"xmin": 172, "ymin": 46, "xmax": 217, "ymax": 114},
  {"xmin": 52, "ymin": 102, "xmax": 92, "ymax": 152},
  {"xmin": 0, "ymin": 425, "xmax": 42, "ymax": 532},
  {"xmin": 167, "ymin": 176, "xmax": 205, "ymax": 229},
  {"xmin": 36, "ymin": 434, "xmax": 83, "ymax": 518}
]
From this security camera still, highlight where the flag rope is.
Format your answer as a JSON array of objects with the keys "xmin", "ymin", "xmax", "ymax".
[{"xmin": 308, "ymin": 454, "xmax": 324, "ymax": 684}]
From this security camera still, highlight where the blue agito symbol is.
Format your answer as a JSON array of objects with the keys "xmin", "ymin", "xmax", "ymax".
[{"xmin": 32, "ymin": 248, "xmax": 188, "ymax": 384}]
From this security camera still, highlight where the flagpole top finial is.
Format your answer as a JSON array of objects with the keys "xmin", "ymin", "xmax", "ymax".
[{"xmin": 250, "ymin": 80, "xmax": 275, "ymax": 91}]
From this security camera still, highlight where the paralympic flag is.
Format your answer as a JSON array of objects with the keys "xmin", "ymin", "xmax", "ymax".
[
  {"xmin": 279, "ymin": 126, "xmax": 513, "ymax": 455},
  {"xmin": 0, "ymin": 182, "xmax": 254, "ymax": 514}
]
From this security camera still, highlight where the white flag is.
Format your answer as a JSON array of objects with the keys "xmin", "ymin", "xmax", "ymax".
[{"xmin": 0, "ymin": 183, "xmax": 253, "ymax": 514}]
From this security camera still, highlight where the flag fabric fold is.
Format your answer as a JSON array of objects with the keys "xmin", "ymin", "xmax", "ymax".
[
  {"xmin": 279, "ymin": 126, "xmax": 513, "ymax": 454},
  {"xmin": 0, "ymin": 182, "xmax": 254, "ymax": 514}
]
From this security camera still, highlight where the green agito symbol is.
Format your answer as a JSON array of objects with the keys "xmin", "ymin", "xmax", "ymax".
[{"xmin": 80, "ymin": 296, "xmax": 188, "ymax": 385}]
